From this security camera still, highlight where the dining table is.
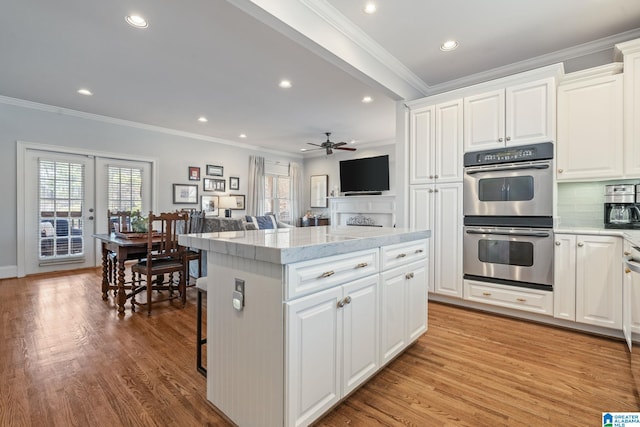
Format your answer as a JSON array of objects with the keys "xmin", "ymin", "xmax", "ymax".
[{"xmin": 93, "ymin": 232, "xmax": 160, "ymax": 314}]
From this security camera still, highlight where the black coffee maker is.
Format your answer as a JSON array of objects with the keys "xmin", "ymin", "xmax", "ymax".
[{"xmin": 604, "ymin": 184, "xmax": 640, "ymax": 229}]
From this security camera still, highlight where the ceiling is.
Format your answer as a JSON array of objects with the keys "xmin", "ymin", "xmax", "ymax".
[{"xmin": 1, "ymin": 0, "xmax": 639, "ymax": 156}]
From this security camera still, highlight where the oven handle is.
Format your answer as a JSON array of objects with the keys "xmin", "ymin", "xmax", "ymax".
[
  {"xmin": 466, "ymin": 230, "xmax": 551, "ymax": 238},
  {"xmin": 465, "ymin": 164, "xmax": 550, "ymax": 175},
  {"xmin": 623, "ymin": 256, "xmax": 640, "ymax": 274}
]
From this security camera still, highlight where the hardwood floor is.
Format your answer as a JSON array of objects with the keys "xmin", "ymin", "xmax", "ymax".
[{"xmin": 0, "ymin": 268, "xmax": 638, "ymax": 426}]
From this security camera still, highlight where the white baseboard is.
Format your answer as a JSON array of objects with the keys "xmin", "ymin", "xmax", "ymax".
[{"xmin": 0, "ymin": 265, "xmax": 18, "ymax": 279}]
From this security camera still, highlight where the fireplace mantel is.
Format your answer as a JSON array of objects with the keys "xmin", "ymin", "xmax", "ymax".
[{"xmin": 328, "ymin": 195, "xmax": 396, "ymax": 227}]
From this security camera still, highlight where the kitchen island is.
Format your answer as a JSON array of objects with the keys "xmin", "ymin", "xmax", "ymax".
[{"xmin": 179, "ymin": 225, "xmax": 430, "ymax": 427}]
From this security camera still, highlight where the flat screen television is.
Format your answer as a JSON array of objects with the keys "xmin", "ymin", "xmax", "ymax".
[{"xmin": 339, "ymin": 155, "xmax": 390, "ymax": 194}]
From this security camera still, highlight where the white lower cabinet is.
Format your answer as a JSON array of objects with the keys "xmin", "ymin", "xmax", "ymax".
[
  {"xmin": 285, "ymin": 240, "xmax": 428, "ymax": 427},
  {"xmin": 554, "ymin": 234, "xmax": 622, "ymax": 329},
  {"xmin": 380, "ymin": 260, "xmax": 428, "ymax": 364},
  {"xmin": 285, "ymin": 274, "xmax": 379, "ymax": 427},
  {"xmin": 463, "ymin": 280, "xmax": 553, "ymax": 314}
]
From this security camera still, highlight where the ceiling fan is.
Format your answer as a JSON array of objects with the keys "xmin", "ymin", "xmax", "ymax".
[{"xmin": 307, "ymin": 132, "xmax": 357, "ymax": 155}]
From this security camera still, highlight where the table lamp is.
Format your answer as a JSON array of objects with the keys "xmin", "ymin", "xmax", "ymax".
[{"xmin": 219, "ymin": 196, "xmax": 236, "ymax": 218}]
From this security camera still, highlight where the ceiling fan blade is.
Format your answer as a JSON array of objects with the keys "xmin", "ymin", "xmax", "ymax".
[
  {"xmin": 332, "ymin": 142, "xmax": 347, "ymax": 148},
  {"xmin": 336, "ymin": 146, "xmax": 356, "ymax": 151},
  {"xmin": 307, "ymin": 142, "xmax": 323, "ymax": 147}
]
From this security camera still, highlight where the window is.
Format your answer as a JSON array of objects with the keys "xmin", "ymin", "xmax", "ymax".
[
  {"xmin": 39, "ymin": 159, "xmax": 84, "ymax": 258},
  {"xmin": 108, "ymin": 166, "xmax": 143, "ymax": 212},
  {"xmin": 264, "ymin": 161, "xmax": 291, "ymax": 223}
]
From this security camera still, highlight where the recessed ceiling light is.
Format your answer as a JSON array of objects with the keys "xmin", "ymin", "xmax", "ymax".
[
  {"xmin": 362, "ymin": 96, "xmax": 373, "ymax": 103},
  {"xmin": 125, "ymin": 15, "xmax": 148, "ymax": 28},
  {"xmin": 77, "ymin": 88, "xmax": 92, "ymax": 96},
  {"xmin": 440, "ymin": 40, "xmax": 459, "ymax": 51},
  {"xmin": 364, "ymin": 3, "xmax": 377, "ymax": 14},
  {"xmin": 279, "ymin": 80, "xmax": 292, "ymax": 89},
  {"xmin": 197, "ymin": 116, "xmax": 208, "ymax": 123},
  {"xmin": 239, "ymin": 134, "xmax": 247, "ymax": 139},
  {"xmin": 300, "ymin": 148, "xmax": 307, "ymax": 152},
  {"xmin": 350, "ymin": 139, "xmax": 356, "ymax": 144}
]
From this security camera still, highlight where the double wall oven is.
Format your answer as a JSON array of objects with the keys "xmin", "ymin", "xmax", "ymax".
[{"xmin": 463, "ymin": 143, "xmax": 554, "ymax": 291}]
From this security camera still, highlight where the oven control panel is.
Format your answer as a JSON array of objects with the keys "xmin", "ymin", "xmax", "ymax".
[{"xmin": 464, "ymin": 142, "xmax": 554, "ymax": 166}]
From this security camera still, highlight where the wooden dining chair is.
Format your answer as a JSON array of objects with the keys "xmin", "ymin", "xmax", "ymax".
[
  {"xmin": 107, "ymin": 209, "xmax": 133, "ymax": 233},
  {"xmin": 130, "ymin": 211, "xmax": 188, "ymax": 315}
]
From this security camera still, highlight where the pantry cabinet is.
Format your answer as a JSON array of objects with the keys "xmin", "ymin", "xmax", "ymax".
[
  {"xmin": 463, "ymin": 77, "xmax": 555, "ymax": 151},
  {"xmin": 617, "ymin": 39, "xmax": 640, "ymax": 178},
  {"xmin": 554, "ymin": 234, "xmax": 622, "ymax": 329},
  {"xmin": 409, "ymin": 99, "xmax": 463, "ymax": 184},
  {"xmin": 409, "ymin": 182, "xmax": 463, "ymax": 297},
  {"xmin": 556, "ymin": 65, "xmax": 624, "ymax": 181}
]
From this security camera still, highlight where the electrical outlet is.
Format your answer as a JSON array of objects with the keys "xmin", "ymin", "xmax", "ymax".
[{"xmin": 233, "ymin": 278, "xmax": 245, "ymax": 311}]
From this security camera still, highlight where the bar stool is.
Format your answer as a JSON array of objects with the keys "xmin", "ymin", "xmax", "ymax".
[{"xmin": 196, "ymin": 276, "xmax": 207, "ymax": 377}]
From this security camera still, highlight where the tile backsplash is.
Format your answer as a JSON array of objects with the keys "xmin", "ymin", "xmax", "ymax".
[{"xmin": 557, "ymin": 180, "xmax": 638, "ymax": 227}]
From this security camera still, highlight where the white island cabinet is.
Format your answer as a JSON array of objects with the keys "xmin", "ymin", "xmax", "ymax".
[{"xmin": 179, "ymin": 226, "xmax": 430, "ymax": 427}]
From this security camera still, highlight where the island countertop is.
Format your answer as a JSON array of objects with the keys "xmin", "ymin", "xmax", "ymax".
[{"xmin": 178, "ymin": 225, "xmax": 430, "ymax": 265}]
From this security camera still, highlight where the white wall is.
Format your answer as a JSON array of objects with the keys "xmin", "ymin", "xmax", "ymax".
[
  {"xmin": 301, "ymin": 141, "xmax": 397, "ymax": 220},
  {"xmin": 1, "ymin": 100, "xmax": 300, "ymax": 277}
]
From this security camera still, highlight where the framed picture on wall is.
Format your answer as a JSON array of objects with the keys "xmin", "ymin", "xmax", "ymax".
[
  {"xmin": 229, "ymin": 176, "xmax": 240, "ymax": 190},
  {"xmin": 173, "ymin": 184, "xmax": 198, "ymax": 204},
  {"xmin": 206, "ymin": 164, "xmax": 224, "ymax": 176},
  {"xmin": 201, "ymin": 195, "xmax": 219, "ymax": 216},
  {"xmin": 188, "ymin": 166, "xmax": 200, "ymax": 181},
  {"xmin": 230, "ymin": 194, "xmax": 245, "ymax": 210}
]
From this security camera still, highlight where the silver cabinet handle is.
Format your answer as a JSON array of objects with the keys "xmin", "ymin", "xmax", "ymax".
[
  {"xmin": 396, "ymin": 253, "xmax": 407, "ymax": 258},
  {"xmin": 434, "ymin": 174, "xmax": 438, "ymax": 179},
  {"xmin": 558, "ymin": 169, "xmax": 564, "ymax": 173},
  {"xmin": 337, "ymin": 298, "xmax": 346, "ymax": 308},
  {"xmin": 555, "ymin": 241, "xmax": 561, "ymax": 246},
  {"xmin": 356, "ymin": 262, "xmax": 368, "ymax": 268},
  {"xmin": 320, "ymin": 270, "xmax": 335, "ymax": 278},
  {"xmin": 577, "ymin": 242, "xmax": 584, "ymax": 247},
  {"xmin": 429, "ymin": 175, "xmax": 434, "ymax": 179},
  {"xmin": 516, "ymin": 297, "xmax": 526, "ymax": 302},
  {"xmin": 498, "ymin": 137, "xmax": 504, "ymax": 142},
  {"xmin": 415, "ymin": 249, "xmax": 424, "ymax": 254},
  {"xmin": 344, "ymin": 296, "xmax": 352, "ymax": 304},
  {"xmin": 428, "ymin": 189, "xmax": 433, "ymax": 193},
  {"xmin": 506, "ymin": 136, "xmax": 511, "ymax": 141},
  {"xmin": 434, "ymin": 188, "xmax": 439, "ymax": 192},
  {"xmin": 405, "ymin": 272, "xmax": 415, "ymax": 280}
]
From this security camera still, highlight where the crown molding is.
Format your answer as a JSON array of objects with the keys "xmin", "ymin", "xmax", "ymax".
[
  {"xmin": 0, "ymin": 95, "xmax": 303, "ymax": 159},
  {"xmin": 426, "ymin": 28, "xmax": 640, "ymax": 97}
]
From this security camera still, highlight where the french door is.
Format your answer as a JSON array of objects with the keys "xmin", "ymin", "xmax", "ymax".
[
  {"xmin": 19, "ymin": 144, "xmax": 154, "ymax": 276},
  {"xmin": 24, "ymin": 150, "xmax": 96, "ymax": 274}
]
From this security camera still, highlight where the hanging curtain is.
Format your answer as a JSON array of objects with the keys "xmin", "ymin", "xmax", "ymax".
[
  {"xmin": 290, "ymin": 161, "xmax": 303, "ymax": 222},
  {"xmin": 247, "ymin": 155, "xmax": 265, "ymax": 216}
]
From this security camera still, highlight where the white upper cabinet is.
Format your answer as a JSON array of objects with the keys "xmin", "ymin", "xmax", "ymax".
[
  {"xmin": 409, "ymin": 99, "xmax": 463, "ymax": 184},
  {"xmin": 617, "ymin": 39, "xmax": 640, "ymax": 178},
  {"xmin": 556, "ymin": 65, "xmax": 624, "ymax": 181},
  {"xmin": 464, "ymin": 77, "xmax": 555, "ymax": 151}
]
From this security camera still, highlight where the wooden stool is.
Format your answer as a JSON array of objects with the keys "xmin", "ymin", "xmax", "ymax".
[{"xmin": 196, "ymin": 277, "xmax": 207, "ymax": 377}]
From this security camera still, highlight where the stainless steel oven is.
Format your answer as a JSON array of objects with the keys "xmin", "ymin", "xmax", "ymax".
[
  {"xmin": 463, "ymin": 143, "xmax": 554, "ymax": 290},
  {"xmin": 463, "ymin": 225, "xmax": 554, "ymax": 290},
  {"xmin": 463, "ymin": 143, "xmax": 554, "ymax": 218}
]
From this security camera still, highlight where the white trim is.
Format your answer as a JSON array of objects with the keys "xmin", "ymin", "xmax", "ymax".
[
  {"xmin": 1, "ymin": 95, "xmax": 302, "ymax": 159},
  {"xmin": 0, "ymin": 265, "xmax": 18, "ymax": 280}
]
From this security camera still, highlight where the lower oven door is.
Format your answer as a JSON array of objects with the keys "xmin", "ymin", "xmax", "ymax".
[{"xmin": 463, "ymin": 226, "xmax": 554, "ymax": 288}]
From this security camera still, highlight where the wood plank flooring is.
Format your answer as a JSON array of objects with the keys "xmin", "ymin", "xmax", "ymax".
[{"xmin": 0, "ymin": 268, "xmax": 638, "ymax": 426}]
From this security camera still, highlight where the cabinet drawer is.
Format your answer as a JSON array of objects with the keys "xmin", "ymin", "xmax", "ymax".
[
  {"xmin": 463, "ymin": 280, "xmax": 553, "ymax": 315},
  {"xmin": 380, "ymin": 239, "xmax": 428, "ymax": 271},
  {"xmin": 286, "ymin": 248, "xmax": 379, "ymax": 300}
]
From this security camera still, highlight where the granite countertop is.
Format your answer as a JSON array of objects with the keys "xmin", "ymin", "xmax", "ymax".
[
  {"xmin": 554, "ymin": 227, "xmax": 640, "ymax": 247},
  {"xmin": 179, "ymin": 225, "xmax": 430, "ymax": 265}
]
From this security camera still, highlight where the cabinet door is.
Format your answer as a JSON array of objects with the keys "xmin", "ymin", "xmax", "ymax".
[
  {"xmin": 506, "ymin": 78, "xmax": 555, "ymax": 146},
  {"xmin": 342, "ymin": 275, "xmax": 379, "ymax": 395},
  {"xmin": 575, "ymin": 235, "xmax": 622, "ymax": 329},
  {"xmin": 434, "ymin": 99, "xmax": 463, "ymax": 182},
  {"xmin": 624, "ymin": 52, "xmax": 640, "ymax": 177},
  {"xmin": 557, "ymin": 74, "xmax": 623, "ymax": 181},
  {"xmin": 405, "ymin": 260, "xmax": 428, "ymax": 342},
  {"xmin": 409, "ymin": 185, "xmax": 434, "ymax": 292},
  {"xmin": 285, "ymin": 286, "xmax": 342, "ymax": 427},
  {"xmin": 464, "ymin": 89, "xmax": 505, "ymax": 152},
  {"xmin": 409, "ymin": 105, "xmax": 435, "ymax": 184},
  {"xmin": 380, "ymin": 267, "xmax": 407, "ymax": 364},
  {"xmin": 553, "ymin": 234, "xmax": 576, "ymax": 321},
  {"xmin": 432, "ymin": 183, "xmax": 463, "ymax": 298}
]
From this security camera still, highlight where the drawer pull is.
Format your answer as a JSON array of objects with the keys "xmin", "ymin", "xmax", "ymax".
[
  {"xmin": 482, "ymin": 292, "xmax": 491, "ymax": 296},
  {"xmin": 624, "ymin": 251, "xmax": 631, "ymax": 256},
  {"xmin": 415, "ymin": 249, "xmax": 424, "ymax": 254},
  {"xmin": 626, "ymin": 268, "xmax": 632, "ymax": 274},
  {"xmin": 405, "ymin": 272, "xmax": 415, "ymax": 280},
  {"xmin": 516, "ymin": 298, "xmax": 526, "ymax": 302},
  {"xmin": 320, "ymin": 270, "xmax": 335, "ymax": 278},
  {"xmin": 356, "ymin": 262, "xmax": 368, "ymax": 268},
  {"xmin": 396, "ymin": 253, "xmax": 407, "ymax": 258}
]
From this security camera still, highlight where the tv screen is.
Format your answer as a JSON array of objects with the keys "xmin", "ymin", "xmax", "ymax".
[{"xmin": 339, "ymin": 155, "xmax": 390, "ymax": 194}]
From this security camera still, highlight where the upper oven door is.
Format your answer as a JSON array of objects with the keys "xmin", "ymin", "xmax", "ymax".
[{"xmin": 463, "ymin": 160, "xmax": 553, "ymax": 217}]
